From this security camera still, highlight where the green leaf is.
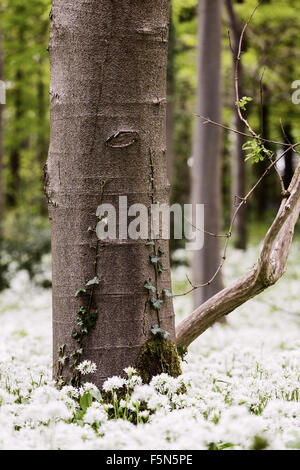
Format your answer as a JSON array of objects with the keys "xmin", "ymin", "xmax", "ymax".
[
  {"xmin": 150, "ymin": 297, "xmax": 163, "ymax": 311},
  {"xmin": 86, "ymin": 276, "xmax": 100, "ymax": 286},
  {"xmin": 242, "ymin": 139, "xmax": 273, "ymax": 164},
  {"xmin": 145, "ymin": 238, "xmax": 155, "ymax": 246},
  {"xmin": 236, "ymin": 96, "xmax": 253, "ymax": 111},
  {"xmin": 144, "ymin": 280, "xmax": 156, "ymax": 293},
  {"xmin": 151, "ymin": 324, "xmax": 169, "ymax": 339},
  {"xmin": 90, "ymin": 388, "xmax": 102, "ymax": 402},
  {"xmin": 177, "ymin": 346, "xmax": 188, "ymax": 361},
  {"xmin": 72, "ymin": 329, "xmax": 80, "ymax": 340},
  {"xmin": 80, "ymin": 392, "xmax": 93, "ymax": 412},
  {"xmin": 157, "ymin": 262, "xmax": 163, "ymax": 274}
]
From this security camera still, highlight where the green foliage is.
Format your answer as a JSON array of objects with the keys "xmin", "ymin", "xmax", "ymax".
[
  {"xmin": 251, "ymin": 435, "xmax": 269, "ymax": 450},
  {"xmin": 236, "ymin": 96, "xmax": 253, "ymax": 111},
  {"xmin": 80, "ymin": 392, "xmax": 93, "ymax": 413},
  {"xmin": 207, "ymin": 441, "xmax": 235, "ymax": 450},
  {"xmin": 150, "ymin": 297, "xmax": 163, "ymax": 311},
  {"xmin": 242, "ymin": 139, "xmax": 273, "ymax": 164},
  {"xmin": 1, "ymin": 0, "xmax": 51, "ymax": 211},
  {"xmin": 86, "ymin": 276, "xmax": 100, "ymax": 287},
  {"xmin": 136, "ymin": 337, "xmax": 182, "ymax": 384},
  {"xmin": 144, "ymin": 280, "xmax": 156, "ymax": 293},
  {"xmin": 177, "ymin": 346, "xmax": 188, "ymax": 362}
]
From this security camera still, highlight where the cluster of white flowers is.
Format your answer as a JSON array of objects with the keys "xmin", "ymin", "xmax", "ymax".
[
  {"xmin": 102, "ymin": 376, "xmax": 127, "ymax": 393},
  {"xmin": 77, "ymin": 360, "xmax": 97, "ymax": 376},
  {"xmin": 0, "ymin": 243, "xmax": 300, "ymax": 449}
]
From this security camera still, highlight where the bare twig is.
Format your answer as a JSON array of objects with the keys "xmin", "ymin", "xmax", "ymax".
[{"xmin": 195, "ymin": 114, "xmax": 292, "ymax": 147}]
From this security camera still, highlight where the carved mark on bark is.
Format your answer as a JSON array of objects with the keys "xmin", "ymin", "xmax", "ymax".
[
  {"xmin": 49, "ymin": 89, "xmax": 61, "ymax": 104},
  {"xmin": 106, "ymin": 131, "xmax": 139, "ymax": 148},
  {"xmin": 43, "ymin": 163, "xmax": 58, "ymax": 208}
]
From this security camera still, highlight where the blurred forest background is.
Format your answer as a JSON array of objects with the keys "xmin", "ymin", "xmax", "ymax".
[{"xmin": 0, "ymin": 0, "xmax": 299, "ymax": 296}]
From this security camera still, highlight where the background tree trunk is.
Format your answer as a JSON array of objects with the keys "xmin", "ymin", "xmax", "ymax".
[
  {"xmin": 166, "ymin": 9, "xmax": 175, "ymax": 185},
  {"xmin": 225, "ymin": 0, "xmax": 247, "ymax": 250},
  {"xmin": 47, "ymin": 0, "xmax": 178, "ymax": 388},
  {"xmin": 253, "ymin": 94, "xmax": 279, "ymax": 218},
  {"xmin": 192, "ymin": 0, "xmax": 223, "ymax": 308},
  {"xmin": 0, "ymin": 26, "xmax": 3, "ymax": 233},
  {"xmin": 283, "ymin": 124, "xmax": 294, "ymax": 190}
]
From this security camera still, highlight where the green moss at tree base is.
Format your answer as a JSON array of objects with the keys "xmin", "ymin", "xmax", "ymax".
[{"xmin": 136, "ymin": 337, "xmax": 182, "ymax": 384}]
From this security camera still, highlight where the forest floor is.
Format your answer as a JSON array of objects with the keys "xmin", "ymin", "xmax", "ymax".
[{"xmin": 0, "ymin": 239, "xmax": 300, "ymax": 450}]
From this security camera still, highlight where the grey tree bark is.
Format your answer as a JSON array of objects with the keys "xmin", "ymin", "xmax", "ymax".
[
  {"xmin": 47, "ymin": 0, "xmax": 178, "ymax": 388},
  {"xmin": 192, "ymin": 0, "xmax": 223, "ymax": 308}
]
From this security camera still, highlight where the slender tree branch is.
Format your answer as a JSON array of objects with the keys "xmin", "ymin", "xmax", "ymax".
[{"xmin": 195, "ymin": 114, "xmax": 292, "ymax": 147}]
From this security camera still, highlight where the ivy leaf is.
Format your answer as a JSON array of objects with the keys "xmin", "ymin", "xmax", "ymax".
[
  {"xmin": 150, "ymin": 297, "xmax": 163, "ymax": 311},
  {"xmin": 158, "ymin": 247, "xmax": 164, "ymax": 255},
  {"xmin": 145, "ymin": 238, "xmax": 155, "ymax": 246},
  {"xmin": 162, "ymin": 288, "xmax": 173, "ymax": 298},
  {"xmin": 157, "ymin": 262, "xmax": 163, "ymax": 274},
  {"xmin": 58, "ymin": 355, "xmax": 68, "ymax": 365},
  {"xmin": 86, "ymin": 312, "xmax": 98, "ymax": 328},
  {"xmin": 151, "ymin": 324, "xmax": 169, "ymax": 339},
  {"xmin": 149, "ymin": 252, "xmax": 161, "ymax": 264},
  {"xmin": 86, "ymin": 276, "xmax": 101, "ymax": 286},
  {"xmin": 75, "ymin": 288, "xmax": 86, "ymax": 298},
  {"xmin": 72, "ymin": 329, "xmax": 80, "ymax": 340},
  {"xmin": 78, "ymin": 307, "xmax": 87, "ymax": 316},
  {"xmin": 58, "ymin": 344, "xmax": 66, "ymax": 354},
  {"xmin": 144, "ymin": 280, "xmax": 156, "ymax": 293}
]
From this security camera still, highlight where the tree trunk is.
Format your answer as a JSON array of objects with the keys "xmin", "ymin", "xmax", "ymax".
[
  {"xmin": 166, "ymin": 8, "xmax": 175, "ymax": 185},
  {"xmin": 225, "ymin": 0, "xmax": 247, "ymax": 250},
  {"xmin": 0, "ymin": 26, "xmax": 3, "ymax": 233},
  {"xmin": 36, "ymin": 57, "xmax": 49, "ymax": 215},
  {"xmin": 7, "ymin": 14, "xmax": 24, "ymax": 209},
  {"xmin": 47, "ymin": 0, "xmax": 180, "ymax": 389},
  {"xmin": 253, "ymin": 98, "xmax": 279, "ymax": 217},
  {"xmin": 192, "ymin": 0, "xmax": 223, "ymax": 308}
]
